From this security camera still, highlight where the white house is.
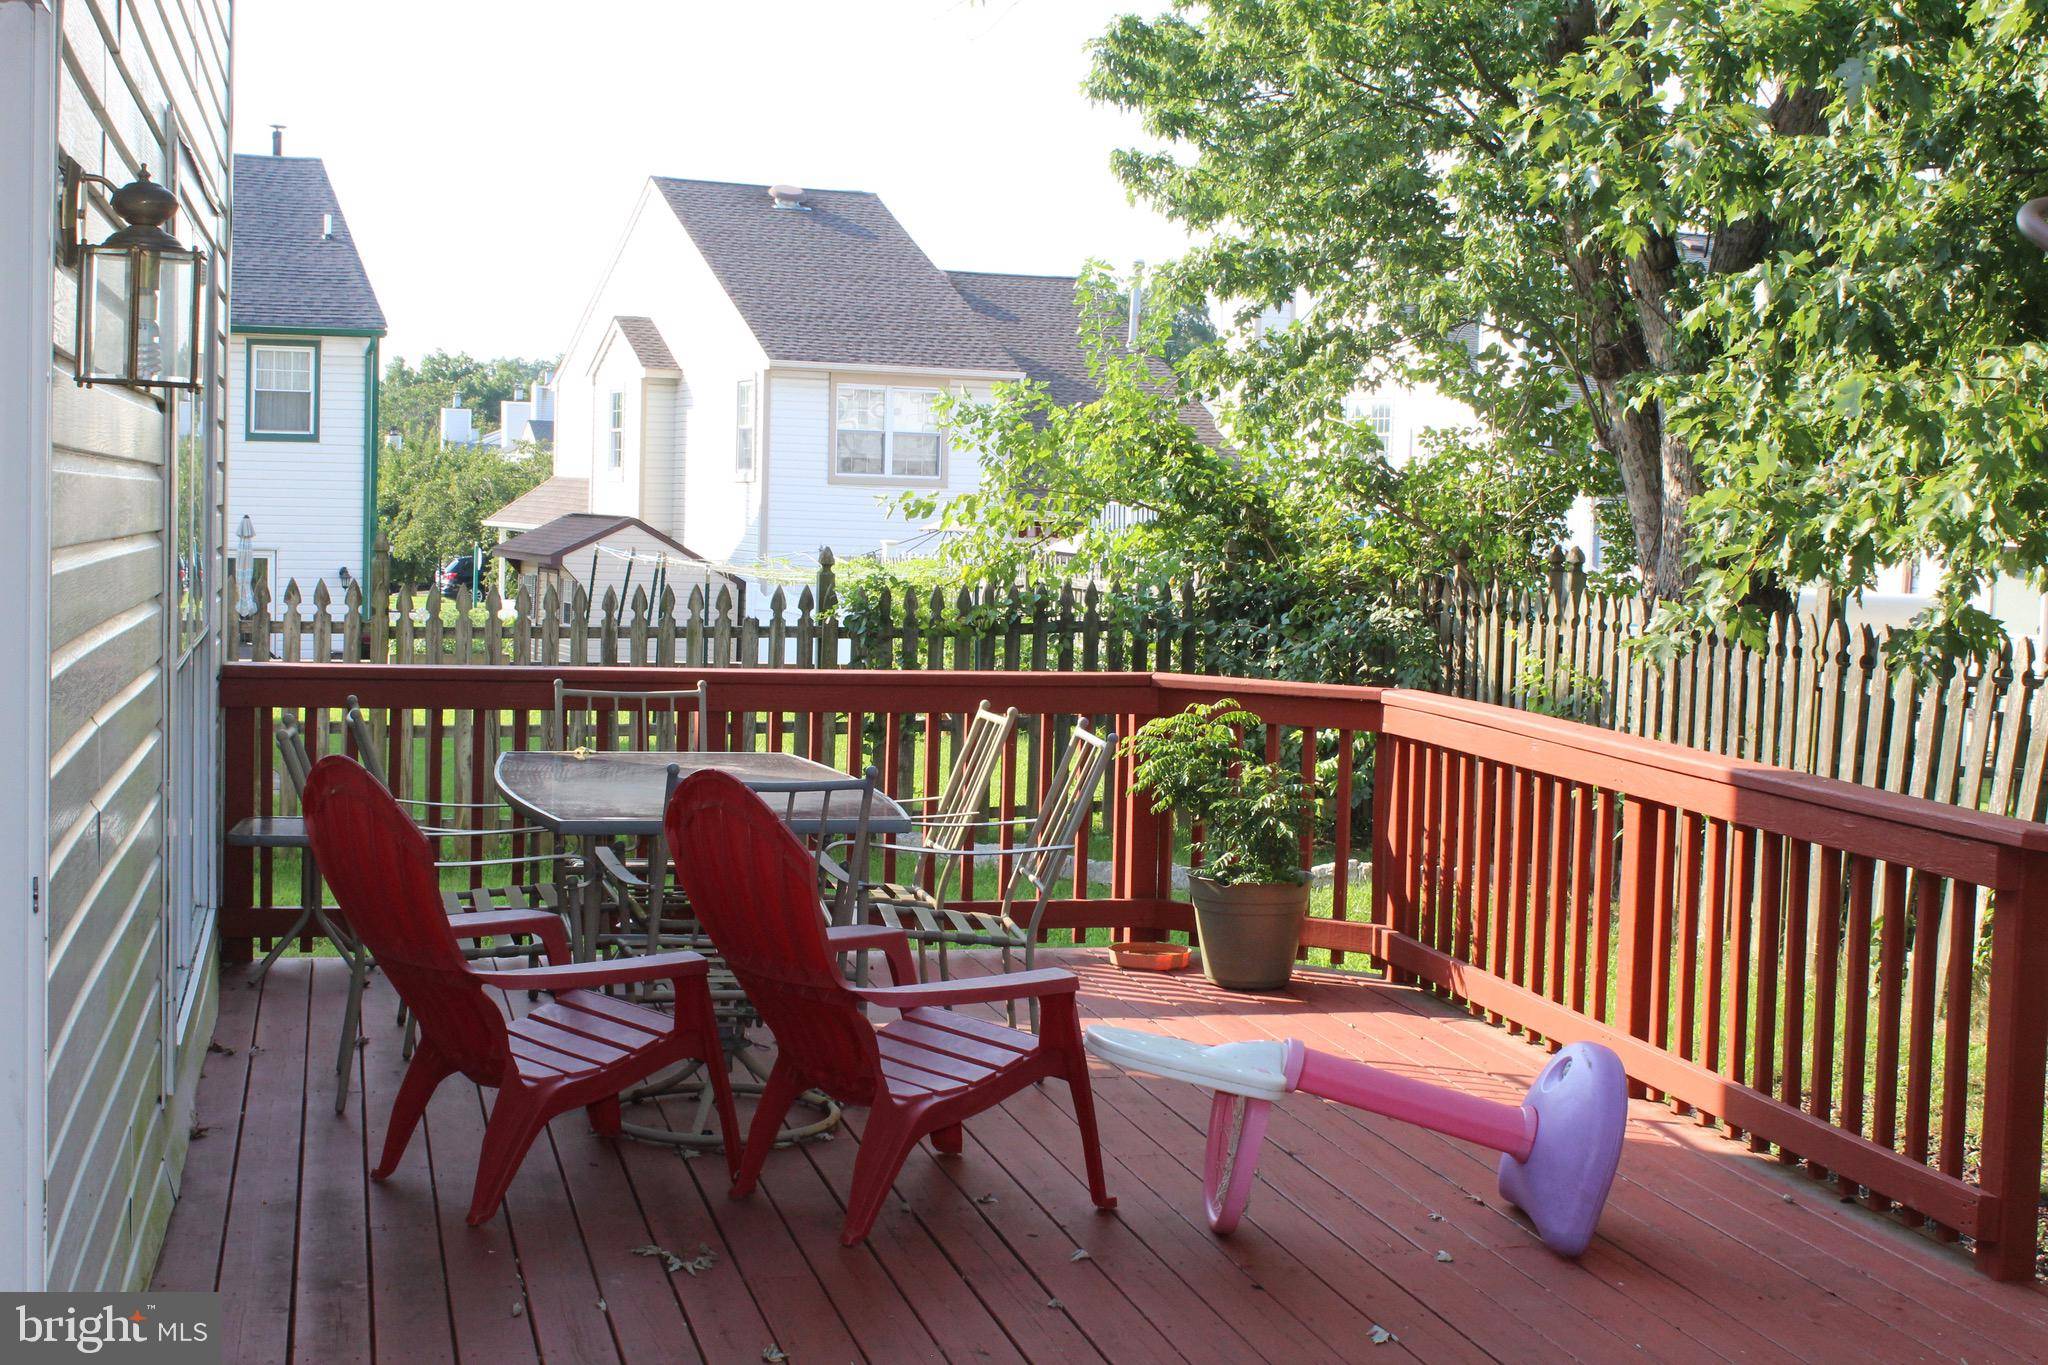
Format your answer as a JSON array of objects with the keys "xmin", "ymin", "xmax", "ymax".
[
  {"xmin": 482, "ymin": 375, "xmax": 555, "ymax": 453},
  {"xmin": 225, "ymin": 143, "xmax": 387, "ymax": 601},
  {"xmin": 492, "ymin": 177, "xmax": 1221, "ymax": 586},
  {"xmin": 3, "ymin": 0, "xmax": 232, "ymax": 1291}
]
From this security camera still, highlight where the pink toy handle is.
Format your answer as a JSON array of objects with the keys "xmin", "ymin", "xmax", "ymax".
[{"xmin": 1294, "ymin": 1049, "xmax": 1536, "ymax": 1162}]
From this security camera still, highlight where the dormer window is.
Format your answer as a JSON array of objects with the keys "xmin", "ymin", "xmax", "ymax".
[{"xmin": 834, "ymin": 382, "xmax": 940, "ymax": 480}]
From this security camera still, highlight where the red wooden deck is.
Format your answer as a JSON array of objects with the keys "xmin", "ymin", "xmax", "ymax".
[{"xmin": 154, "ymin": 949, "xmax": 2047, "ymax": 1363}]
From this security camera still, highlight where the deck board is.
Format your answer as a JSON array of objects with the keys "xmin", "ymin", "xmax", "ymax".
[{"xmin": 154, "ymin": 952, "xmax": 2048, "ymax": 1363}]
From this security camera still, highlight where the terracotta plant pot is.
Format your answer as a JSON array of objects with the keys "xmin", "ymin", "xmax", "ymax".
[{"xmin": 1188, "ymin": 875, "xmax": 1309, "ymax": 991}]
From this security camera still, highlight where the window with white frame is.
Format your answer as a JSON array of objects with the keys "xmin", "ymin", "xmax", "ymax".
[
  {"xmin": 1368, "ymin": 402, "xmax": 1394, "ymax": 439},
  {"xmin": 249, "ymin": 343, "xmax": 316, "ymax": 437},
  {"xmin": 835, "ymin": 383, "xmax": 941, "ymax": 478},
  {"xmin": 606, "ymin": 390, "xmax": 623, "ymax": 469},
  {"xmin": 735, "ymin": 378, "xmax": 756, "ymax": 478}
]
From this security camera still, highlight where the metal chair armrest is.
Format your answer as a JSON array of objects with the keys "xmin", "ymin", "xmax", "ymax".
[{"xmin": 444, "ymin": 909, "xmax": 570, "ymax": 965}]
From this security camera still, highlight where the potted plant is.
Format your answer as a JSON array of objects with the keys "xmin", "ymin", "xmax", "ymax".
[{"xmin": 1124, "ymin": 699, "xmax": 1321, "ymax": 991}]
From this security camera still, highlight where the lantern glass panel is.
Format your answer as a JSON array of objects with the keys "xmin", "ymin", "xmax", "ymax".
[
  {"xmin": 84, "ymin": 248, "xmax": 133, "ymax": 380},
  {"xmin": 146, "ymin": 249, "xmax": 198, "ymax": 385}
]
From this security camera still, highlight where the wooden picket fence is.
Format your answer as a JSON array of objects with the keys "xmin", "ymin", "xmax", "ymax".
[
  {"xmin": 235, "ymin": 543, "xmax": 2048, "ymax": 823},
  {"xmin": 1425, "ymin": 550, "xmax": 2048, "ymax": 826}
]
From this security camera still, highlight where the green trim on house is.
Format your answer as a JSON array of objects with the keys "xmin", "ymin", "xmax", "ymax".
[
  {"xmin": 230, "ymin": 323, "xmax": 386, "ymax": 338},
  {"xmin": 242, "ymin": 337, "xmax": 321, "ymax": 443},
  {"xmin": 362, "ymin": 337, "xmax": 380, "ymax": 591}
]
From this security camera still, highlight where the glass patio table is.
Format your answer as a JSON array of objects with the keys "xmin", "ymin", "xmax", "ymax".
[{"xmin": 493, "ymin": 748, "xmax": 912, "ymax": 1150}]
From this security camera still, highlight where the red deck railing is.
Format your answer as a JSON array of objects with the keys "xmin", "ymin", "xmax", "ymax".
[{"xmin": 218, "ymin": 663, "xmax": 2048, "ymax": 1279}]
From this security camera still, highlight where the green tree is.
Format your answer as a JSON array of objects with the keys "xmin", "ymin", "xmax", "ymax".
[
  {"xmin": 381, "ymin": 352, "xmax": 554, "ymax": 439},
  {"xmin": 378, "ymin": 437, "xmax": 549, "ymax": 584},
  {"xmin": 899, "ymin": 267, "xmax": 1444, "ymax": 684},
  {"xmin": 1088, "ymin": 0, "xmax": 2048, "ymax": 652}
]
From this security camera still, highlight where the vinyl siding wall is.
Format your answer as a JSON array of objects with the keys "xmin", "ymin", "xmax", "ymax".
[
  {"xmin": 763, "ymin": 372, "xmax": 989, "ymax": 563},
  {"xmin": 45, "ymin": 0, "xmax": 230, "ymax": 1292},
  {"xmin": 226, "ymin": 333, "xmax": 372, "ymax": 595}
]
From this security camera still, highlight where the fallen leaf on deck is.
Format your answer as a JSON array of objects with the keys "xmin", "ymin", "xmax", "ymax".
[
  {"xmin": 974, "ymin": 1193, "xmax": 998, "ymax": 1205},
  {"xmin": 1069, "ymin": 1249, "xmax": 1091, "ymax": 1262},
  {"xmin": 1368, "ymin": 1324, "xmax": 1395, "ymax": 1345},
  {"xmin": 207, "ymin": 1041, "xmax": 235, "ymax": 1056},
  {"xmin": 631, "ymin": 1244, "xmax": 686, "ymax": 1273},
  {"xmin": 762, "ymin": 1347, "xmax": 788, "ymax": 1362},
  {"xmin": 511, "ymin": 1302, "xmax": 525, "ymax": 1318},
  {"xmin": 1045, "ymin": 1298, "xmax": 1064, "ymax": 1310},
  {"xmin": 1434, "ymin": 1250, "xmax": 1454, "ymax": 1263},
  {"xmin": 1427, "ymin": 1212, "xmax": 1443, "ymax": 1221}
]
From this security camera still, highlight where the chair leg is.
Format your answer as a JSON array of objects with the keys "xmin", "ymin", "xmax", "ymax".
[
  {"xmin": 586, "ymin": 1095, "xmax": 621, "ymax": 1137},
  {"xmin": 693, "ymin": 990, "xmax": 746, "ymax": 1184},
  {"xmin": 333, "ymin": 952, "xmax": 369, "ymax": 1115},
  {"xmin": 1023, "ymin": 938, "xmax": 1039, "ymax": 1034},
  {"xmin": 840, "ymin": 1106, "xmax": 920, "ymax": 1246},
  {"xmin": 930, "ymin": 1122, "xmax": 963, "ymax": 1155},
  {"xmin": 730, "ymin": 1057, "xmax": 802, "ymax": 1200},
  {"xmin": 1049, "ymin": 1001, "xmax": 1115, "ymax": 1213},
  {"xmin": 1000, "ymin": 944, "xmax": 1018, "ymax": 1030},
  {"xmin": 467, "ymin": 1087, "xmax": 552, "ymax": 1225},
  {"xmin": 374, "ymin": 1043, "xmax": 455, "ymax": 1180}
]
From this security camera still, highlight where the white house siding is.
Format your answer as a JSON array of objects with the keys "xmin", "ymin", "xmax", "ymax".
[
  {"xmin": 553, "ymin": 185, "xmax": 766, "ymax": 561},
  {"xmin": 639, "ymin": 377, "xmax": 685, "ymax": 538},
  {"xmin": 585, "ymin": 334, "xmax": 647, "ymax": 520},
  {"xmin": 763, "ymin": 371, "xmax": 989, "ymax": 564},
  {"xmin": 226, "ymin": 333, "xmax": 371, "ymax": 595},
  {"xmin": 41, "ymin": 0, "xmax": 231, "ymax": 1292}
]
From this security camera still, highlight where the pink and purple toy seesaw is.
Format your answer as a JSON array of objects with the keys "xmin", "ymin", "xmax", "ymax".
[{"xmin": 1085, "ymin": 1026, "xmax": 1628, "ymax": 1256}]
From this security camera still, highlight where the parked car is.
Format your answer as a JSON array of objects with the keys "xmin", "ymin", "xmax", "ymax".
[{"xmin": 437, "ymin": 552, "xmax": 487, "ymax": 598}]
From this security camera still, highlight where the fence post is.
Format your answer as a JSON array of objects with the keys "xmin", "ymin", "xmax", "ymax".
[
  {"xmin": 816, "ymin": 548, "xmax": 839, "ymax": 668},
  {"xmin": 1974, "ymin": 858, "xmax": 2048, "ymax": 1278}
]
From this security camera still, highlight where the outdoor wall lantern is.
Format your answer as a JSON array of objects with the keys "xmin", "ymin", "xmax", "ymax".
[{"xmin": 62, "ymin": 157, "xmax": 205, "ymax": 392}]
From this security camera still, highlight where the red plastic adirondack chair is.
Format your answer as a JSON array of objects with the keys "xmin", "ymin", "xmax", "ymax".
[
  {"xmin": 300, "ymin": 755, "xmax": 742, "ymax": 1225},
  {"xmin": 664, "ymin": 768, "xmax": 1116, "ymax": 1245}
]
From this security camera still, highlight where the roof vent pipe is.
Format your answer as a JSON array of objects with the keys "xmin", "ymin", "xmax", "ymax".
[
  {"xmin": 270, "ymin": 124, "xmax": 284, "ymax": 156},
  {"xmin": 768, "ymin": 183, "xmax": 808, "ymax": 210}
]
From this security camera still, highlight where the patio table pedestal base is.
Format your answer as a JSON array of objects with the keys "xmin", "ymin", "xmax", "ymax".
[{"xmin": 616, "ymin": 1036, "xmax": 840, "ymax": 1150}]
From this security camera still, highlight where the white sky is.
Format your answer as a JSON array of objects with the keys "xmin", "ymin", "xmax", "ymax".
[{"xmin": 231, "ymin": 0, "xmax": 1193, "ymax": 364}]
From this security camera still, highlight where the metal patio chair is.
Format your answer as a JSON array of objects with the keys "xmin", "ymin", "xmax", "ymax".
[{"xmin": 863, "ymin": 721, "xmax": 1116, "ymax": 1028}]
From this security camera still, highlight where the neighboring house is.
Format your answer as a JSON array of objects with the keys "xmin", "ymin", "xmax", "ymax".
[
  {"xmin": 482, "ymin": 375, "xmax": 556, "ymax": 453},
  {"xmin": 497, "ymin": 177, "xmax": 1218, "ymax": 583},
  {"xmin": 225, "ymin": 143, "xmax": 387, "ymax": 601},
  {"xmin": 2, "ymin": 0, "xmax": 232, "ymax": 1291}
]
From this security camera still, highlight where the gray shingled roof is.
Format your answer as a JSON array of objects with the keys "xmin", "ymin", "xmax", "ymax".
[
  {"xmin": 230, "ymin": 154, "xmax": 386, "ymax": 333},
  {"xmin": 483, "ymin": 476, "xmax": 588, "ymax": 531},
  {"xmin": 654, "ymin": 178, "xmax": 1016, "ymax": 373},
  {"xmin": 614, "ymin": 316, "xmax": 677, "ymax": 370},
  {"xmin": 948, "ymin": 270, "xmax": 1228, "ymax": 450}
]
